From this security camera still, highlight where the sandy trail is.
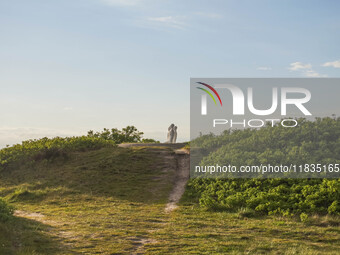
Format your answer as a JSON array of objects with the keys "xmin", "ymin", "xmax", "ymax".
[
  {"xmin": 165, "ymin": 149, "xmax": 190, "ymax": 212},
  {"xmin": 119, "ymin": 143, "xmax": 190, "ymax": 212}
]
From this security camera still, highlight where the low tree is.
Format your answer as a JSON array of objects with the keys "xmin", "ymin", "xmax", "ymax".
[{"xmin": 87, "ymin": 126, "xmax": 155, "ymax": 144}]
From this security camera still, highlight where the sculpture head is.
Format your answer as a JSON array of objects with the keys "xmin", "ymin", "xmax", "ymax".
[{"xmin": 168, "ymin": 123, "xmax": 174, "ymax": 131}]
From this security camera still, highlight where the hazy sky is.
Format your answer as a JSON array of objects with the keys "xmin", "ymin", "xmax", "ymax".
[{"xmin": 1, "ymin": 0, "xmax": 340, "ymax": 147}]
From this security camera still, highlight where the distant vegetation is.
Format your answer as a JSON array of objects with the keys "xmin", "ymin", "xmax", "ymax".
[
  {"xmin": 87, "ymin": 126, "xmax": 159, "ymax": 144},
  {"xmin": 188, "ymin": 117, "xmax": 340, "ymax": 217},
  {"xmin": 0, "ymin": 126, "xmax": 158, "ymax": 171}
]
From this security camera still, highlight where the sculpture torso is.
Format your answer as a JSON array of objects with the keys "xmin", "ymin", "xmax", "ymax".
[{"xmin": 167, "ymin": 124, "xmax": 177, "ymax": 143}]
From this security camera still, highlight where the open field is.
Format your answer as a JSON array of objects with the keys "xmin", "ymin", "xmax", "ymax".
[{"xmin": 0, "ymin": 146, "xmax": 339, "ymax": 254}]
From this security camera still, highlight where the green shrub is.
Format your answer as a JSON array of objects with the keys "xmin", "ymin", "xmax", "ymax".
[
  {"xmin": 0, "ymin": 198, "xmax": 14, "ymax": 222},
  {"xmin": 0, "ymin": 136, "xmax": 116, "ymax": 170},
  {"xmin": 328, "ymin": 201, "xmax": 340, "ymax": 215},
  {"xmin": 0, "ymin": 126, "xmax": 157, "ymax": 171},
  {"xmin": 188, "ymin": 178, "xmax": 340, "ymax": 216},
  {"xmin": 141, "ymin": 138, "xmax": 160, "ymax": 143},
  {"xmin": 87, "ymin": 126, "xmax": 145, "ymax": 143},
  {"xmin": 188, "ymin": 118, "xmax": 340, "ymax": 216},
  {"xmin": 300, "ymin": 213, "xmax": 309, "ymax": 222}
]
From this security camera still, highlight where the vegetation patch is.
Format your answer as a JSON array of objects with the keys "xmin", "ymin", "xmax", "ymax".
[
  {"xmin": 0, "ymin": 126, "xmax": 158, "ymax": 172},
  {"xmin": 8, "ymin": 187, "xmax": 47, "ymax": 203},
  {"xmin": 188, "ymin": 117, "xmax": 340, "ymax": 216},
  {"xmin": 0, "ymin": 122, "xmax": 338, "ymax": 254},
  {"xmin": 187, "ymin": 178, "xmax": 340, "ymax": 216},
  {"xmin": 0, "ymin": 198, "xmax": 13, "ymax": 222}
]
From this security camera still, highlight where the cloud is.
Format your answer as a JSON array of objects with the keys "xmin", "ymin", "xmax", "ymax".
[
  {"xmin": 303, "ymin": 70, "xmax": 327, "ymax": 77},
  {"xmin": 146, "ymin": 16, "xmax": 187, "ymax": 29},
  {"xmin": 288, "ymin": 62, "xmax": 327, "ymax": 77},
  {"xmin": 257, "ymin": 67, "xmax": 272, "ymax": 71},
  {"xmin": 322, "ymin": 60, "xmax": 340, "ymax": 68},
  {"xmin": 63, "ymin": 107, "xmax": 73, "ymax": 111},
  {"xmin": 100, "ymin": 0, "xmax": 141, "ymax": 6},
  {"xmin": 288, "ymin": 62, "xmax": 312, "ymax": 71}
]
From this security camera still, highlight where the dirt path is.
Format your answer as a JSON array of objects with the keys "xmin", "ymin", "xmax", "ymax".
[
  {"xmin": 129, "ymin": 147, "xmax": 189, "ymax": 254},
  {"xmin": 119, "ymin": 143, "xmax": 190, "ymax": 212},
  {"xmin": 118, "ymin": 144, "xmax": 190, "ymax": 254},
  {"xmin": 165, "ymin": 149, "xmax": 190, "ymax": 212},
  {"xmin": 119, "ymin": 144, "xmax": 190, "ymax": 254}
]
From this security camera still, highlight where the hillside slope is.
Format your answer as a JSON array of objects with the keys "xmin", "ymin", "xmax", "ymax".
[
  {"xmin": 0, "ymin": 145, "xmax": 339, "ymax": 254},
  {"xmin": 0, "ymin": 146, "xmax": 185, "ymax": 254}
]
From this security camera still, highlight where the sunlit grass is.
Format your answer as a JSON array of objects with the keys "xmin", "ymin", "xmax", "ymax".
[{"xmin": 0, "ymin": 146, "xmax": 339, "ymax": 254}]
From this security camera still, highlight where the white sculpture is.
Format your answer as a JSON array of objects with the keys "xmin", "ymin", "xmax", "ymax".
[
  {"xmin": 167, "ymin": 124, "xmax": 177, "ymax": 143},
  {"xmin": 172, "ymin": 126, "xmax": 177, "ymax": 143}
]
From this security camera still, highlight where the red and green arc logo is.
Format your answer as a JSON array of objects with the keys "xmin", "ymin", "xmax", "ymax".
[{"xmin": 196, "ymin": 82, "xmax": 223, "ymax": 106}]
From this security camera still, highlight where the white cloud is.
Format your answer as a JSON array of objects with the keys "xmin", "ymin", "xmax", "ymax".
[
  {"xmin": 322, "ymin": 60, "xmax": 340, "ymax": 68},
  {"xmin": 63, "ymin": 107, "xmax": 73, "ymax": 111},
  {"xmin": 288, "ymin": 62, "xmax": 327, "ymax": 77},
  {"xmin": 257, "ymin": 67, "xmax": 272, "ymax": 71},
  {"xmin": 100, "ymin": 0, "xmax": 141, "ymax": 6},
  {"xmin": 303, "ymin": 70, "xmax": 327, "ymax": 77},
  {"xmin": 146, "ymin": 16, "xmax": 187, "ymax": 29},
  {"xmin": 288, "ymin": 62, "xmax": 312, "ymax": 71}
]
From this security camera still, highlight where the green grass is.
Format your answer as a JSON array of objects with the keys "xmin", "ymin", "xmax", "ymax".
[
  {"xmin": 0, "ymin": 146, "xmax": 339, "ymax": 254},
  {"xmin": 149, "ymin": 205, "xmax": 340, "ymax": 254}
]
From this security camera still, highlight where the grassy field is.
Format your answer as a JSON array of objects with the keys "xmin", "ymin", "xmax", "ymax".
[{"xmin": 0, "ymin": 146, "xmax": 339, "ymax": 254}]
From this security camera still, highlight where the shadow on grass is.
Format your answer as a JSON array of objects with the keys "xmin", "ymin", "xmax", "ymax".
[
  {"xmin": 0, "ymin": 216, "xmax": 69, "ymax": 255},
  {"xmin": 0, "ymin": 147, "xmax": 177, "ymax": 205}
]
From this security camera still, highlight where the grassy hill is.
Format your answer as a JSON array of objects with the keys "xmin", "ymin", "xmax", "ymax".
[
  {"xmin": 0, "ymin": 145, "xmax": 176, "ymax": 254},
  {"xmin": 0, "ymin": 139, "xmax": 339, "ymax": 254}
]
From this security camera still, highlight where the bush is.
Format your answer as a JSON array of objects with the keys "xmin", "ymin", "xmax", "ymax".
[
  {"xmin": 0, "ymin": 198, "xmax": 14, "ymax": 222},
  {"xmin": 87, "ymin": 126, "xmax": 159, "ymax": 143},
  {"xmin": 328, "ymin": 201, "xmax": 340, "ymax": 215},
  {"xmin": 300, "ymin": 213, "xmax": 309, "ymax": 222},
  {"xmin": 141, "ymin": 138, "xmax": 160, "ymax": 143},
  {"xmin": 0, "ymin": 126, "xmax": 156, "ymax": 171},
  {"xmin": 88, "ymin": 126, "xmax": 144, "ymax": 143},
  {"xmin": 188, "ymin": 118, "xmax": 340, "ymax": 216},
  {"xmin": 188, "ymin": 178, "xmax": 340, "ymax": 216},
  {"xmin": 197, "ymin": 117, "xmax": 340, "ymax": 175},
  {"xmin": 0, "ymin": 136, "xmax": 116, "ymax": 170}
]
